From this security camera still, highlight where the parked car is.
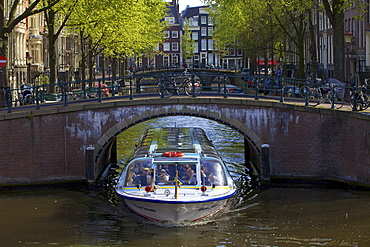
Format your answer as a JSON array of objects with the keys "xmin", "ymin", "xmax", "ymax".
[
  {"xmin": 221, "ymin": 85, "xmax": 243, "ymax": 94},
  {"xmin": 241, "ymin": 68, "xmax": 250, "ymax": 80}
]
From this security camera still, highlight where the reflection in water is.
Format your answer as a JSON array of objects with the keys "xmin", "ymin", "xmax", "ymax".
[{"xmin": 1, "ymin": 116, "xmax": 370, "ymax": 246}]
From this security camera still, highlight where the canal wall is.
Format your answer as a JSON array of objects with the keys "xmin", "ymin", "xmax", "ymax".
[{"xmin": 1, "ymin": 98, "xmax": 370, "ymax": 188}]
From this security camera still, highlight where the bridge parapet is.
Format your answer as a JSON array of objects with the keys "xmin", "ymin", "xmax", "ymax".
[{"xmin": 1, "ymin": 97, "xmax": 370, "ymax": 189}]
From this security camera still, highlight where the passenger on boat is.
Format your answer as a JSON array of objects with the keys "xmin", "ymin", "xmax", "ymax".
[
  {"xmin": 158, "ymin": 169, "xmax": 170, "ymax": 182},
  {"xmin": 207, "ymin": 172, "xmax": 221, "ymax": 186},
  {"xmin": 189, "ymin": 169, "xmax": 206, "ymax": 185},
  {"xmin": 134, "ymin": 168, "xmax": 151, "ymax": 186},
  {"xmin": 162, "ymin": 164, "xmax": 175, "ymax": 179}
]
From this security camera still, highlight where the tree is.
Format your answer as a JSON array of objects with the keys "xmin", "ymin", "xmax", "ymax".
[
  {"xmin": 181, "ymin": 20, "xmax": 195, "ymax": 66},
  {"xmin": 0, "ymin": 0, "xmax": 60, "ymax": 93},
  {"xmin": 67, "ymin": 0, "xmax": 167, "ymax": 81},
  {"xmin": 44, "ymin": 0, "xmax": 78, "ymax": 91}
]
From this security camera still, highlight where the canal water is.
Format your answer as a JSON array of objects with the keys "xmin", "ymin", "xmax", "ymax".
[{"xmin": 1, "ymin": 116, "xmax": 370, "ymax": 246}]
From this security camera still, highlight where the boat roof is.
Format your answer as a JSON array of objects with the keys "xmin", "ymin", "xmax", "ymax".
[{"xmin": 130, "ymin": 127, "xmax": 221, "ymax": 160}]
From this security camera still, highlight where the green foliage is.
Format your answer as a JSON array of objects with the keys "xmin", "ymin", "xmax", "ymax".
[
  {"xmin": 181, "ymin": 20, "xmax": 195, "ymax": 60},
  {"xmin": 67, "ymin": 0, "xmax": 168, "ymax": 57}
]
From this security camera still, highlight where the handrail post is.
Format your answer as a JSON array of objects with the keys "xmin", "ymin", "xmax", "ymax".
[
  {"xmin": 35, "ymin": 85, "xmax": 40, "ymax": 110},
  {"xmin": 111, "ymin": 79, "xmax": 116, "ymax": 97},
  {"xmin": 191, "ymin": 73, "xmax": 196, "ymax": 97},
  {"xmin": 217, "ymin": 73, "xmax": 221, "ymax": 92},
  {"xmin": 5, "ymin": 86, "xmax": 11, "ymax": 113},
  {"xmin": 63, "ymin": 82, "xmax": 68, "ymax": 106},
  {"xmin": 129, "ymin": 75, "xmax": 133, "ymax": 100},
  {"xmin": 223, "ymin": 74, "xmax": 227, "ymax": 98},
  {"xmin": 304, "ymin": 80, "xmax": 309, "ymax": 107},
  {"xmin": 351, "ymin": 85, "xmax": 357, "ymax": 111},
  {"xmin": 255, "ymin": 79, "xmax": 259, "ymax": 100},
  {"xmin": 160, "ymin": 74, "xmax": 165, "ymax": 98},
  {"xmin": 98, "ymin": 79, "xmax": 102, "ymax": 103},
  {"xmin": 280, "ymin": 79, "xmax": 284, "ymax": 103},
  {"xmin": 330, "ymin": 84, "xmax": 335, "ymax": 109}
]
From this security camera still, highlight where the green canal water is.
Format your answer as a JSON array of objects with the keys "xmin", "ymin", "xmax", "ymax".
[{"xmin": 1, "ymin": 116, "xmax": 370, "ymax": 246}]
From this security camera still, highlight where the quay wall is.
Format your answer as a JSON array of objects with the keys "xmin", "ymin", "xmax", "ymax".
[{"xmin": 0, "ymin": 98, "xmax": 370, "ymax": 188}]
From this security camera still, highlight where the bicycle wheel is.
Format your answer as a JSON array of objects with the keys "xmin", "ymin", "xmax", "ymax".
[
  {"xmin": 362, "ymin": 94, "xmax": 370, "ymax": 110},
  {"xmin": 350, "ymin": 93, "xmax": 365, "ymax": 111},
  {"xmin": 157, "ymin": 81, "xmax": 174, "ymax": 98},
  {"xmin": 299, "ymin": 86, "xmax": 308, "ymax": 98},
  {"xmin": 307, "ymin": 89, "xmax": 321, "ymax": 107},
  {"xmin": 25, "ymin": 95, "xmax": 33, "ymax": 105},
  {"xmin": 328, "ymin": 92, "xmax": 344, "ymax": 109},
  {"xmin": 184, "ymin": 81, "xmax": 202, "ymax": 97}
]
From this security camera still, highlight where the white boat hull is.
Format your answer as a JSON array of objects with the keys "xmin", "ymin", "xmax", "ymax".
[{"xmin": 122, "ymin": 197, "xmax": 228, "ymax": 222}]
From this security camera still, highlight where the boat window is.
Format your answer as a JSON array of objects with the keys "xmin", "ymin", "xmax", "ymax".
[
  {"xmin": 124, "ymin": 159, "xmax": 152, "ymax": 186},
  {"xmin": 200, "ymin": 158, "xmax": 227, "ymax": 186},
  {"xmin": 155, "ymin": 163, "xmax": 197, "ymax": 185}
]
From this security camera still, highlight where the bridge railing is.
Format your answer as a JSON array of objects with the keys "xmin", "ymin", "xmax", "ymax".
[{"xmin": 0, "ymin": 71, "xmax": 361, "ymax": 113}]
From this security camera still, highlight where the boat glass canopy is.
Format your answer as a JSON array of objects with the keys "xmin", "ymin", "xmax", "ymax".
[{"xmin": 122, "ymin": 157, "xmax": 227, "ymax": 187}]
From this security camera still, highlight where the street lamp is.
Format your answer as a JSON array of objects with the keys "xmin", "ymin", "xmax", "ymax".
[{"xmin": 344, "ymin": 31, "xmax": 352, "ymax": 100}]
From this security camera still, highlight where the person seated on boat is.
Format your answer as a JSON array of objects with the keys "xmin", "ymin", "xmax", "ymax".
[
  {"xmin": 134, "ymin": 168, "xmax": 151, "ymax": 186},
  {"xmin": 162, "ymin": 164, "xmax": 175, "ymax": 179},
  {"xmin": 158, "ymin": 169, "xmax": 170, "ymax": 182},
  {"xmin": 125, "ymin": 170, "xmax": 136, "ymax": 186},
  {"xmin": 137, "ymin": 162, "xmax": 151, "ymax": 175},
  {"xmin": 179, "ymin": 164, "xmax": 196, "ymax": 180},
  {"xmin": 179, "ymin": 164, "xmax": 191, "ymax": 179},
  {"xmin": 188, "ymin": 169, "xmax": 207, "ymax": 185},
  {"xmin": 207, "ymin": 172, "xmax": 221, "ymax": 186}
]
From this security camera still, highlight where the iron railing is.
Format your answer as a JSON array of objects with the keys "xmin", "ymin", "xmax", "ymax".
[{"xmin": 0, "ymin": 71, "xmax": 364, "ymax": 113}]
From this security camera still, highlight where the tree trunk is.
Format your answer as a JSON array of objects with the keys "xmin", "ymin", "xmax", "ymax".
[
  {"xmin": 46, "ymin": 10, "xmax": 57, "ymax": 93},
  {"xmin": 332, "ymin": 12, "xmax": 345, "ymax": 83}
]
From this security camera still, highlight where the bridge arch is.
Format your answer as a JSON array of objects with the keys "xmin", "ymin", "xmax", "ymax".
[{"xmin": 94, "ymin": 106, "xmax": 263, "ymax": 179}]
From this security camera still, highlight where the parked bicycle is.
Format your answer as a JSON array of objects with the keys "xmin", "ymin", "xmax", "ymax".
[
  {"xmin": 299, "ymin": 81, "xmax": 344, "ymax": 109},
  {"xmin": 350, "ymin": 79, "xmax": 370, "ymax": 111},
  {"xmin": 157, "ymin": 70, "xmax": 202, "ymax": 98},
  {"xmin": 20, "ymin": 84, "xmax": 34, "ymax": 105}
]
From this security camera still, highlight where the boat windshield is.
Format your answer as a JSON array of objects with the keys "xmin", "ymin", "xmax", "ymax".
[
  {"xmin": 122, "ymin": 159, "xmax": 153, "ymax": 186},
  {"xmin": 200, "ymin": 158, "xmax": 227, "ymax": 186},
  {"xmin": 122, "ymin": 158, "xmax": 228, "ymax": 187}
]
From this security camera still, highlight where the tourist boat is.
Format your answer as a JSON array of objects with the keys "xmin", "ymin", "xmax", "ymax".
[{"xmin": 114, "ymin": 127, "xmax": 237, "ymax": 223}]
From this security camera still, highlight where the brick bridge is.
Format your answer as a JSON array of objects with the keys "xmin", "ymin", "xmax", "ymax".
[{"xmin": 1, "ymin": 97, "xmax": 370, "ymax": 188}]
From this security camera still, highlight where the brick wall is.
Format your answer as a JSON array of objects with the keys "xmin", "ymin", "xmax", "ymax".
[{"xmin": 1, "ymin": 98, "xmax": 369, "ymax": 187}]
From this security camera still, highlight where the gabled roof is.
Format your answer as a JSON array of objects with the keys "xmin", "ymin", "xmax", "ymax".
[
  {"xmin": 181, "ymin": 6, "xmax": 202, "ymax": 18},
  {"xmin": 167, "ymin": 1, "xmax": 180, "ymax": 23}
]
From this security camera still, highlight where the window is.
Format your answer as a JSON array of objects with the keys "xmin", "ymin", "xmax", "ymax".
[
  {"xmin": 165, "ymin": 17, "xmax": 175, "ymax": 24},
  {"xmin": 201, "ymin": 16, "xmax": 207, "ymax": 24},
  {"xmin": 229, "ymin": 48, "xmax": 235, "ymax": 56},
  {"xmin": 163, "ymin": 55, "xmax": 169, "ymax": 65},
  {"xmin": 190, "ymin": 17, "xmax": 198, "ymax": 26},
  {"xmin": 172, "ymin": 55, "xmax": 178, "ymax": 64},
  {"xmin": 163, "ymin": 43, "xmax": 170, "ymax": 51},
  {"xmin": 208, "ymin": 17, "xmax": 213, "ymax": 25},
  {"xmin": 172, "ymin": 31, "xmax": 178, "ymax": 38},
  {"xmin": 194, "ymin": 42, "xmax": 198, "ymax": 53},
  {"xmin": 201, "ymin": 27, "xmax": 207, "ymax": 36},
  {"xmin": 201, "ymin": 39, "xmax": 207, "ymax": 50},
  {"xmin": 237, "ymin": 48, "xmax": 242, "ymax": 56},
  {"xmin": 208, "ymin": 27, "xmax": 213, "ymax": 36},
  {"xmin": 164, "ymin": 31, "xmax": 170, "ymax": 38},
  {"xmin": 172, "ymin": 42, "xmax": 178, "ymax": 51},
  {"xmin": 192, "ymin": 32, "xmax": 198, "ymax": 40},
  {"xmin": 208, "ymin": 39, "xmax": 213, "ymax": 50}
]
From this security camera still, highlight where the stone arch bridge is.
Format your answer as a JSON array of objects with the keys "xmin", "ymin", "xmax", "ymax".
[{"xmin": 1, "ymin": 97, "xmax": 370, "ymax": 188}]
